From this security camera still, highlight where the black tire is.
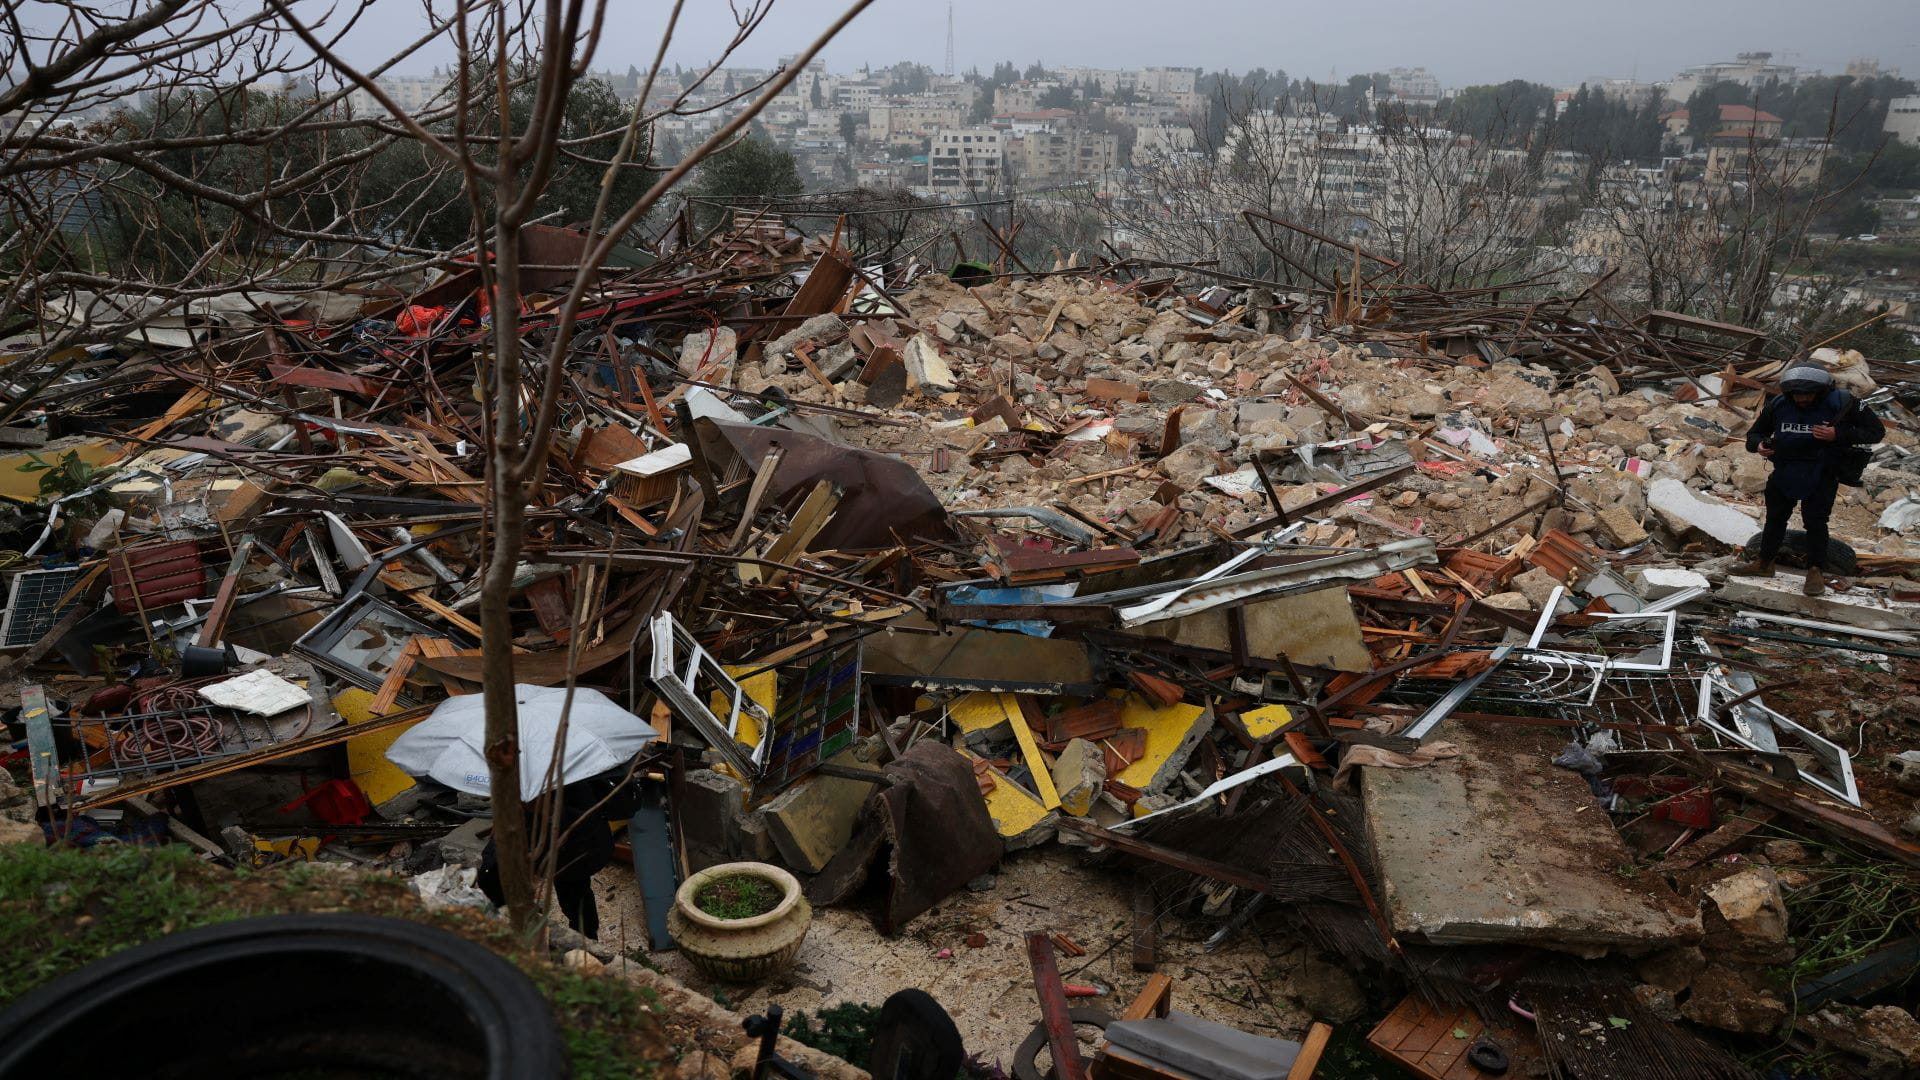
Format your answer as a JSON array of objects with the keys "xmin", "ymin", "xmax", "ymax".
[
  {"xmin": 1742, "ymin": 530, "xmax": 1858, "ymax": 575},
  {"xmin": 870, "ymin": 988, "xmax": 965, "ymax": 1080},
  {"xmin": 1012, "ymin": 1008, "xmax": 1112, "ymax": 1080},
  {"xmin": 0, "ymin": 914, "xmax": 568, "ymax": 1079}
]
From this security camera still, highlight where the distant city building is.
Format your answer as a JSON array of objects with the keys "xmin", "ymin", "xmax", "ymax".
[
  {"xmin": 926, "ymin": 126, "xmax": 1004, "ymax": 193},
  {"xmin": 346, "ymin": 74, "xmax": 452, "ymax": 116},
  {"xmin": 1385, "ymin": 67, "xmax": 1442, "ymax": 103},
  {"xmin": 1003, "ymin": 128, "xmax": 1118, "ymax": 185},
  {"xmin": 1667, "ymin": 52, "xmax": 1801, "ymax": 104},
  {"xmin": 1887, "ymin": 96, "xmax": 1920, "ymax": 145},
  {"xmin": 1131, "ymin": 124, "xmax": 1197, "ymax": 163}
]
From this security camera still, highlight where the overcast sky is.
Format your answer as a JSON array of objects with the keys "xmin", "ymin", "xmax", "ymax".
[{"xmin": 336, "ymin": 0, "xmax": 1919, "ymax": 90}]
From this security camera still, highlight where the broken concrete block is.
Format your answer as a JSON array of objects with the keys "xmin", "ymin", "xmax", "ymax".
[
  {"xmin": 1051, "ymin": 738, "xmax": 1107, "ymax": 818},
  {"xmin": 1632, "ymin": 567, "xmax": 1710, "ymax": 599},
  {"xmin": 759, "ymin": 750, "xmax": 882, "ymax": 874},
  {"xmin": 1148, "ymin": 380, "xmax": 1206, "ymax": 404},
  {"xmin": 1159, "ymin": 443, "xmax": 1221, "ymax": 490},
  {"xmin": 1363, "ymin": 726, "xmax": 1701, "ymax": 951},
  {"xmin": 902, "ymin": 333, "xmax": 956, "ymax": 393},
  {"xmin": 1731, "ymin": 454, "xmax": 1771, "ymax": 494},
  {"xmin": 1595, "ymin": 506, "xmax": 1648, "ymax": 548},
  {"xmin": 1633, "ymin": 945, "xmax": 1706, "ymax": 992},
  {"xmin": 677, "ymin": 769, "xmax": 751, "ymax": 871},
  {"xmin": 766, "ymin": 314, "xmax": 847, "ymax": 358},
  {"xmin": 436, "ymin": 816, "xmax": 493, "ymax": 866},
  {"xmin": 1680, "ymin": 964, "xmax": 1789, "ymax": 1034},
  {"xmin": 1704, "ymin": 867, "xmax": 1789, "ymax": 947},
  {"xmin": 1591, "ymin": 417, "xmax": 1651, "ymax": 450},
  {"xmin": 1511, "ymin": 565, "xmax": 1566, "ymax": 608},
  {"xmin": 679, "ymin": 326, "xmax": 737, "ymax": 375},
  {"xmin": 1648, "ymin": 478, "xmax": 1758, "ymax": 547}
]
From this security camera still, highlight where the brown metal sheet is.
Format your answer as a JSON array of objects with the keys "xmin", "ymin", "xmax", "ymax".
[
  {"xmin": 109, "ymin": 541, "xmax": 207, "ymax": 614},
  {"xmin": 705, "ymin": 420, "xmax": 952, "ymax": 551}
]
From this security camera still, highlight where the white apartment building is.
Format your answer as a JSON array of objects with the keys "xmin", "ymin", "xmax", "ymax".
[
  {"xmin": 1667, "ymin": 52, "xmax": 1801, "ymax": 103},
  {"xmin": 1131, "ymin": 124, "xmax": 1197, "ymax": 163},
  {"xmin": 1385, "ymin": 67, "xmax": 1442, "ymax": 103},
  {"xmin": 346, "ymin": 74, "xmax": 452, "ymax": 117},
  {"xmin": 1887, "ymin": 97, "xmax": 1920, "ymax": 145},
  {"xmin": 927, "ymin": 127, "xmax": 1004, "ymax": 194}
]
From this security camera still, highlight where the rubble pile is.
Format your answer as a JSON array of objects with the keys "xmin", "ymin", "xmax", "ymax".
[{"xmin": 4, "ymin": 219, "xmax": 1920, "ymax": 1079}]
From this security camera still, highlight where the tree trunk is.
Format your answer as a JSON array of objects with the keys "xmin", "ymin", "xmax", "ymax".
[{"xmin": 481, "ymin": 215, "xmax": 538, "ymax": 930}]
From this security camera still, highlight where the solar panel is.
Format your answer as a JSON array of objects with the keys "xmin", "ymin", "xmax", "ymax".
[{"xmin": 0, "ymin": 567, "xmax": 83, "ymax": 647}]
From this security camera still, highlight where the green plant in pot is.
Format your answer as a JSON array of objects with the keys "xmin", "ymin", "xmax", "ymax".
[{"xmin": 667, "ymin": 861, "xmax": 811, "ymax": 983}]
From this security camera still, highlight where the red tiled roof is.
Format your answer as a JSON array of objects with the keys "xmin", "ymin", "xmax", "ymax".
[{"xmin": 1719, "ymin": 104, "xmax": 1782, "ymax": 123}]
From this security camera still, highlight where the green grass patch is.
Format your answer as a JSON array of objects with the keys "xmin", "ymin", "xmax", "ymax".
[
  {"xmin": 0, "ymin": 843, "xmax": 667, "ymax": 1076},
  {"xmin": 0, "ymin": 845, "xmax": 240, "ymax": 1002},
  {"xmin": 695, "ymin": 872, "xmax": 781, "ymax": 920},
  {"xmin": 783, "ymin": 1001, "xmax": 883, "ymax": 1063}
]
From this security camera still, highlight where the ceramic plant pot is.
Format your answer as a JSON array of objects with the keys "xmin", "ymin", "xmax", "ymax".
[{"xmin": 667, "ymin": 861, "xmax": 811, "ymax": 982}]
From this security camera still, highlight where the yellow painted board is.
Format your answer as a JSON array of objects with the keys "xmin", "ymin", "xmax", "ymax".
[
  {"xmin": 1114, "ymin": 694, "xmax": 1207, "ymax": 789},
  {"xmin": 254, "ymin": 835, "xmax": 322, "ymax": 864},
  {"xmin": 958, "ymin": 748, "xmax": 1051, "ymax": 839},
  {"xmin": 1240, "ymin": 704, "xmax": 1294, "ymax": 740},
  {"xmin": 949, "ymin": 692, "xmax": 1060, "ymax": 809},
  {"xmin": 0, "ymin": 440, "xmax": 121, "ymax": 502},
  {"xmin": 719, "ymin": 665, "xmax": 778, "ymax": 750},
  {"xmin": 338, "ymin": 687, "xmax": 423, "ymax": 807}
]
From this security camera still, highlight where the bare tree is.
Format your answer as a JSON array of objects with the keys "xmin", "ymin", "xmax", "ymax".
[{"xmin": 8, "ymin": 0, "xmax": 875, "ymax": 930}]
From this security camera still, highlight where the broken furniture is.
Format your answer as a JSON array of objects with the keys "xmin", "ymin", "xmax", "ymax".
[{"xmin": 1094, "ymin": 975, "xmax": 1330, "ymax": 1080}]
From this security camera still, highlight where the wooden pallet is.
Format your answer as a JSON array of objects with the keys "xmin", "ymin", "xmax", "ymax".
[{"xmin": 1367, "ymin": 995, "xmax": 1541, "ymax": 1080}]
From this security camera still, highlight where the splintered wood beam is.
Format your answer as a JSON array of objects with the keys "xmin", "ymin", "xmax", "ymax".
[
  {"xmin": 1132, "ymin": 882, "xmax": 1159, "ymax": 972},
  {"xmin": 1026, "ymin": 932, "xmax": 1088, "ymax": 1080}
]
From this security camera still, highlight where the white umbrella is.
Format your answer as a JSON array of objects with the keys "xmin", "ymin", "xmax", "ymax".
[{"xmin": 384, "ymin": 684, "xmax": 657, "ymax": 800}]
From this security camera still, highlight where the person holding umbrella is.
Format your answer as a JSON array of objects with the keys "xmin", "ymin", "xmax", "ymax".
[
  {"xmin": 477, "ymin": 778, "xmax": 624, "ymax": 937},
  {"xmin": 386, "ymin": 685, "xmax": 657, "ymax": 938}
]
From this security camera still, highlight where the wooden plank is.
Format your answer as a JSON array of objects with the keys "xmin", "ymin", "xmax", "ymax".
[
  {"xmin": 792, "ymin": 343, "xmax": 842, "ymax": 401},
  {"xmin": 1284, "ymin": 1023, "xmax": 1333, "ymax": 1080},
  {"xmin": 728, "ymin": 448, "xmax": 786, "ymax": 553},
  {"xmin": 525, "ymin": 575, "xmax": 573, "ymax": 643},
  {"xmin": 266, "ymin": 363, "xmax": 384, "ymax": 396},
  {"xmin": 369, "ymin": 637, "xmax": 423, "ymax": 715},
  {"xmin": 1661, "ymin": 806, "xmax": 1779, "ymax": 870},
  {"xmin": 21, "ymin": 685, "xmax": 58, "ymax": 807},
  {"xmin": 1026, "ymin": 932, "xmax": 1088, "ymax": 1080},
  {"xmin": 1131, "ymin": 882, "xmax": 1158, "ymax": 972},
  {"xmin": 1054, "ymin": 818, "xmax": 1279, "ymax": 896},
  {"xmin": 1118, "ymin": 974, "xmax": 1172, "ymax": 1021}
]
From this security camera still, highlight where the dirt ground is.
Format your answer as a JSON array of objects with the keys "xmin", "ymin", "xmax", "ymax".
[{"xmin": 590, "ymin": 845, "xmax": 1315, "ymax": 1066}]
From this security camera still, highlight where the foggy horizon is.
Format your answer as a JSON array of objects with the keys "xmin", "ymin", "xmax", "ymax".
[{"xmin": 333, "ymin": 0, "xmax": 1920, "ymax": 91}]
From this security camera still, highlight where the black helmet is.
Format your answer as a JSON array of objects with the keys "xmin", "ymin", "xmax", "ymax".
[{"xmin": 1779, "ymin": 365, "xmax": 1833, "ymax": 395}]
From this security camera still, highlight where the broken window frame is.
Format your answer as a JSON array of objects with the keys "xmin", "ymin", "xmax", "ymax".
[
  {"xmin": 646, "ymin": 611, "xmax": 770, "ymax": 777},
  {"xmin": 1695, "ymin": 660, "xmax": 1859, "ymax": 806},
  {"xmin": 291, "ymin": 593, "xmax": 445, "ymax": 696}
]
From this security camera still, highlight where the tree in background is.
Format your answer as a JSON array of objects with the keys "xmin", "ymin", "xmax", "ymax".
[
  {"xmin": 838, "ymin": 111, "xmax": 859, "ymax": 147},
  {"xmin": 688, "ymin": 136, "xmax": 803, "ymax": 229}
]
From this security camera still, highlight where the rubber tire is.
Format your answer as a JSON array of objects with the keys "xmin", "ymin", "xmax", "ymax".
[
  {"xmin": 1013, "ymin": 1008, "xmax": 1113, "ymax": 1080},
  {"xmin": 869, "ymin": 988, "xmax": 966, "ymax": 1080},
  {"xmin": 1741, "ymin": 529, "xmax": 1858, "ymax": 575},
  {"xmin": 0, "ymin": 913, "xmax": 569, "ymax": 1079}
]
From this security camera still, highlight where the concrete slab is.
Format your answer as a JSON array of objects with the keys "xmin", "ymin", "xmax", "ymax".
[
  {"xmin": 1363, "ymin": 727, "xmax": 1701, "ymax": 953},
  {"xmin": 759, "ymin": 748, "xmax": 883, "ymax": 874}
]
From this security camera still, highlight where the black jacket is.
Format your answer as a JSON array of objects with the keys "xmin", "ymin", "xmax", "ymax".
[{"xmin": 1745, "ymin": 388, "xmax": 1883, "ymax": 497}]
